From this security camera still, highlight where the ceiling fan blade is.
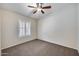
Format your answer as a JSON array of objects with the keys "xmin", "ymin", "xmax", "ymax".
[
  {"xmin": 42, "ymin": 6, "xmax": 51, "ymax": 9},
  {"xmin": 41, "ymin": 10, "xmax": 44, "ymax": 14},
  {"xmin": 33, "ymin": 10, "xmax": 37, "ymax": 14},
  {"xmin": 28, "ymin": 5, "xmax": 36, "ymax": 8}
]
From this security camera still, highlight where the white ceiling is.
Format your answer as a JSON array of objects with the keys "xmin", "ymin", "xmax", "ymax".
[{"xmin": 0, "ymin": 3, "xmax": 75, "ymax": 19}]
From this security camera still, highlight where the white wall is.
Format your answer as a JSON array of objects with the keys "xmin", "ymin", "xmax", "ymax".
[
  {"xmin": 1, "ymin": 9, "xmax": 37, "ymax": 49},
  {"xmin": 77, "ymin": 4, "xmax": 79, "ymax": 51},
  {"xmin": 0, "ymin": 9, "xmax": 2, "ymax": 55},
  {"xmin": 38, "ymin": 4, "xmax": 77, "ymax": 49}
]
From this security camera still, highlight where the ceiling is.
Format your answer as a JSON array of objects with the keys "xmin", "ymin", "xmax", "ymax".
[{"xmin": 0, "ymin": 3, "xmax": 75, "ymax": 19}]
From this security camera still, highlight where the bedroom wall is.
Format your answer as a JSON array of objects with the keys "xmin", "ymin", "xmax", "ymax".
[
  {"xmin": 1, "ymin": 9, "xmax": 37, "ymax": 49},
  {"xmin": 77, "ymin": 4, "xmax": 79, "ymax": 52},
  {"xmin": 38, "ymin": 4, "xmax": 77, "ymax": 49},
  {"xmin": 0, "ymin": 9, "xmax": 2, "ymax": 55}
]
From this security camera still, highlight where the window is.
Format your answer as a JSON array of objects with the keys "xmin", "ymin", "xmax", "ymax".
[
  {"xmin": 19, "ymin": 20, "xmax": 31, "ymax": 37},
  {"xmin": 25, "ymin": 22, "xmax": 31, "ymax": 36}
]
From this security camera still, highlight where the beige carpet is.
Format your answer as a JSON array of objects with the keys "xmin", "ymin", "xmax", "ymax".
[{"xmin": 2, "ymin": 39, "xmax": 79, "ymax": 56}]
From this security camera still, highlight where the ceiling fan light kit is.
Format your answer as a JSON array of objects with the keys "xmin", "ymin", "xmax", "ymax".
[{"xmin": 28, "ymin": 3, "xmax": 51, "ymax": 14}]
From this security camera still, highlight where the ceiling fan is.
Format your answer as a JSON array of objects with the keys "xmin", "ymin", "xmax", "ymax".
[{"xmin": 28, "ymin": 3, "xmax": 51, "ymax": 14}]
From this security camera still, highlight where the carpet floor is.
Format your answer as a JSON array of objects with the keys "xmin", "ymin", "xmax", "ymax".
[{"xmin": 1, "ymin": 39, "xmax": 79, "ymax": 56}]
